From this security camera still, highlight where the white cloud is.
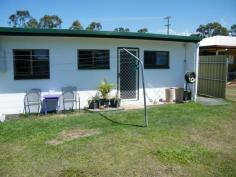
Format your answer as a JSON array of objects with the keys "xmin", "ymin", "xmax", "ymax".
[{"xmin": 156, "ymin": 28, "xmax": 192, "ymax": 36}]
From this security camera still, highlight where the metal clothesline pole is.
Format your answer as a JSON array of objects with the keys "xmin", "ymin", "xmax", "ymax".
[{"xmin": 122, "ymin": 48, "xmax": 148, "ymax": 127}]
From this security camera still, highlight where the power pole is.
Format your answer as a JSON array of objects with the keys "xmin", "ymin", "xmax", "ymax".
[{"xmin": 164, "ymin": 16, "xmax": 171, "ymax": 35}]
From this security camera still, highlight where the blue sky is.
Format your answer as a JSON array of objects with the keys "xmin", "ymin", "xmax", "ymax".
[{"xmin": 1, "ymin": 0, "xmax": 235, "ymax": 35}]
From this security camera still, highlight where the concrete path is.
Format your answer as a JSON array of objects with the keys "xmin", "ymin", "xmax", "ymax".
[
  {"xmin": 121, "ymin": 101, "xmax": 144, "ymax": 110},
  {"xmin": 197, "ymin": 96, "xmax": 229, "ymax": 106},
  {"xmin": 121, "ymin": 96, "xmax": 229, "ymax": 108}
]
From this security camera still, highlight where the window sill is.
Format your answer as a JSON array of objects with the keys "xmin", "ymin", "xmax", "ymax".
[
  {"xmin": 78, "ymin": 67, "xmax": 110, "ymax": 70},
  {"xmin": 14, "ymin": 76, "xmax": 50, "ymax": 80},
  {"xmin": 144, "ymin": 66, "xmax": 170, "ymax": 69}
]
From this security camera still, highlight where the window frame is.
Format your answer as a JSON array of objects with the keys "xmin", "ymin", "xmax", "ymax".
[
  {"xmin": 77, "ymin": 49, "xmax": 110, "ymax": 69},
  {"xmin": 144, "ymin": 50, "xmax": 170, "ymax": 69},
  {"xmin": 13, "ymin": 49, "xmax": 50, "ymax": 80}
]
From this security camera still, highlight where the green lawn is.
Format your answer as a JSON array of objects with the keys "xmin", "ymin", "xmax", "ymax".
[{"xmin": 0, "ymin": 103, "xmax": 236, "ymax": 177}]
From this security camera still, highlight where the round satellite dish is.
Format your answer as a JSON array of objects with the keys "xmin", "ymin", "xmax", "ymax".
[{"xmin": 185, "ymin": 72, "xmax": 196, "ymax": 83}]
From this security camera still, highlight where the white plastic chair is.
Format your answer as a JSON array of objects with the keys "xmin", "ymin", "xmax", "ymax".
[
  {"xmin": 61, "ymin": 86, "xmax": 80, "ymax": 112},
  {"xmin": 24, "ymin": 89, "xmax": 41, "ymax": 114}
]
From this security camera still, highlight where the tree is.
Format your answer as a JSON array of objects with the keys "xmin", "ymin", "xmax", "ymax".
[
  {"xmin": 26, "ymin": 18, "xmax": 39, "ymax": 28},
  {"xmin": 114, "ymin": 27, "xmax": 130, "ymax": 32},
  {"xmin": 86, "ymin": 22, "xmax": 102, "ymax": 31},
  {"xmin": 230, "ymin": 24, "xmax": 236, "ymax": 36},
  {"xmin": 9, "ymin": 14, "xmax": 18, "ymax": 27},
  {"xmin": 196, "ymin": 24, "xmax": 207, "ymax": 37},
  {"xmin": 69, "ymin": 20, "xmax": 83, "ymax": 30},
  {"xmin": 137, "ymin": 28, "xmax": 148, "ymax": 33},
  {"xmin": 196, "ymin": 22, "xmax": 228, "ymax": 37},
  {"xmin": 39, "ymin": 15, "xmax": 62, "ymax": 29},
  {"xmin": 8, "ymin": 10, "xmax": 31, "ymax": 27}
]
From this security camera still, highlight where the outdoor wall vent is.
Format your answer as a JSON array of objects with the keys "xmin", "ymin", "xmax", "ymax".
[{"xmin": 0, "ymin": 49, "xmax": 7, "ymax": 72}]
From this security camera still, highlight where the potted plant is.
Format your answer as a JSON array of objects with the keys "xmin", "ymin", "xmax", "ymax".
[
  {"xmin": 98, "ymin": 79, "xmax": 113, "ymax": 108},
  {"xmin": 110, "ymin": 94, "xmax": 121, "ymax": 108},
  {"xmin": 88, "ymin": 93, "xmax": 100, "ymax": 109}
]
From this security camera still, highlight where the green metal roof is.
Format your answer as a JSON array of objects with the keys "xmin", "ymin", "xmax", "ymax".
[{"xmin": 0, "ymin": 27, "xmax": 201, "ymax": 43}]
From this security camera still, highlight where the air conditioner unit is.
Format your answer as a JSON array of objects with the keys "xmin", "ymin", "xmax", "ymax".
[{"xmin": 0, "ymin": 49, "xmax": 6, "ymax": 72}]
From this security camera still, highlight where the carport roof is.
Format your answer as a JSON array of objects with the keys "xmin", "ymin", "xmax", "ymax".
[{"xmin": 200, "ymin": 36, "xmax": 236, "ymax": 48}]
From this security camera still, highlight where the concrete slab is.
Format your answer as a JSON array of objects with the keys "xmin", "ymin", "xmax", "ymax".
[
  {"xmin": 197, "ymin": 96, "xmax": 229, "ymax": 106},
  {"xmin": 87, "ymin": 107, "xmax": 124, "ymax": 112},
  {"xmin": 121, "ymin": 101, "xmax": 145, "ymax": 110}
]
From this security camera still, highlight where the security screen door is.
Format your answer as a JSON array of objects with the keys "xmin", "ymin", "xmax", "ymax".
[{"xmin": 118, "ymin": 48, "xmax": 139, "ymax": 99}]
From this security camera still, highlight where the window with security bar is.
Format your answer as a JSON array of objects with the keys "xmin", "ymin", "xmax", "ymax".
[
  {"xmin": 78, "ymin": 49, "xmax": 110, "ymax": 69},
  {"xmin": 13, "ymin": 49, "xmax": 50, "ymax": 80},
  {"xmin": 144, "ymin": 51, "xmax": 169, "ymax": 69}
]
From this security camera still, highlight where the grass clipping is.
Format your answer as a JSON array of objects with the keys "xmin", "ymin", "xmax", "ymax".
[{"xmin": 47, "ymin": 128, "xmax": 100, "ymax": 145}]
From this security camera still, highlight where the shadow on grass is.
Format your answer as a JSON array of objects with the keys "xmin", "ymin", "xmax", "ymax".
[{"xmin": 98, "ymin": 112, "xmax": 146, "ymax": 128}]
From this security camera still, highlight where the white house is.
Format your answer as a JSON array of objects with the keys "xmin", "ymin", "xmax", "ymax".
[{"xmin": 0, "ymin": 27, "xmax": 200, "ymax": 115}]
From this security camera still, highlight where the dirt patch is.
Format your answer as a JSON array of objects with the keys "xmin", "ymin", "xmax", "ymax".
[{"xmin": 47, "ymin": 128, "xmax": 100, "ymax": 145}]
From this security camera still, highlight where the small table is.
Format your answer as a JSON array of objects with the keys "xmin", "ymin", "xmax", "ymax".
[{"xmin": 43, "ymin": 94, "xmax": 61, "ymax": 114}]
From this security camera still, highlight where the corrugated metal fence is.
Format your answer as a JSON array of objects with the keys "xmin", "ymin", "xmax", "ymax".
[{"xmin": 198, "ymin": 55, "xmax": 228, "ymax": 98}]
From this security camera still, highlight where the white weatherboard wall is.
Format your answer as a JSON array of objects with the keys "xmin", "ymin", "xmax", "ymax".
[{"xmin": 0, "ymin": 36, "xmax": 198, "ymax": 114}]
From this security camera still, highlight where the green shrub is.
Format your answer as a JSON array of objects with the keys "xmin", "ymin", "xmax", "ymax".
[{"xmin": 98, "ymin": 79, "xmax": 113, "ymax": 99}]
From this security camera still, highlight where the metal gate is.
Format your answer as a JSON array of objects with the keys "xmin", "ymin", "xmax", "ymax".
[
  {"xmin": 118, "ymin": 48, "xmax": 139, "ymax": 99},
  {"xmin": 198, "ymin": 55, "xmax": 228, "ymax": 98}
]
